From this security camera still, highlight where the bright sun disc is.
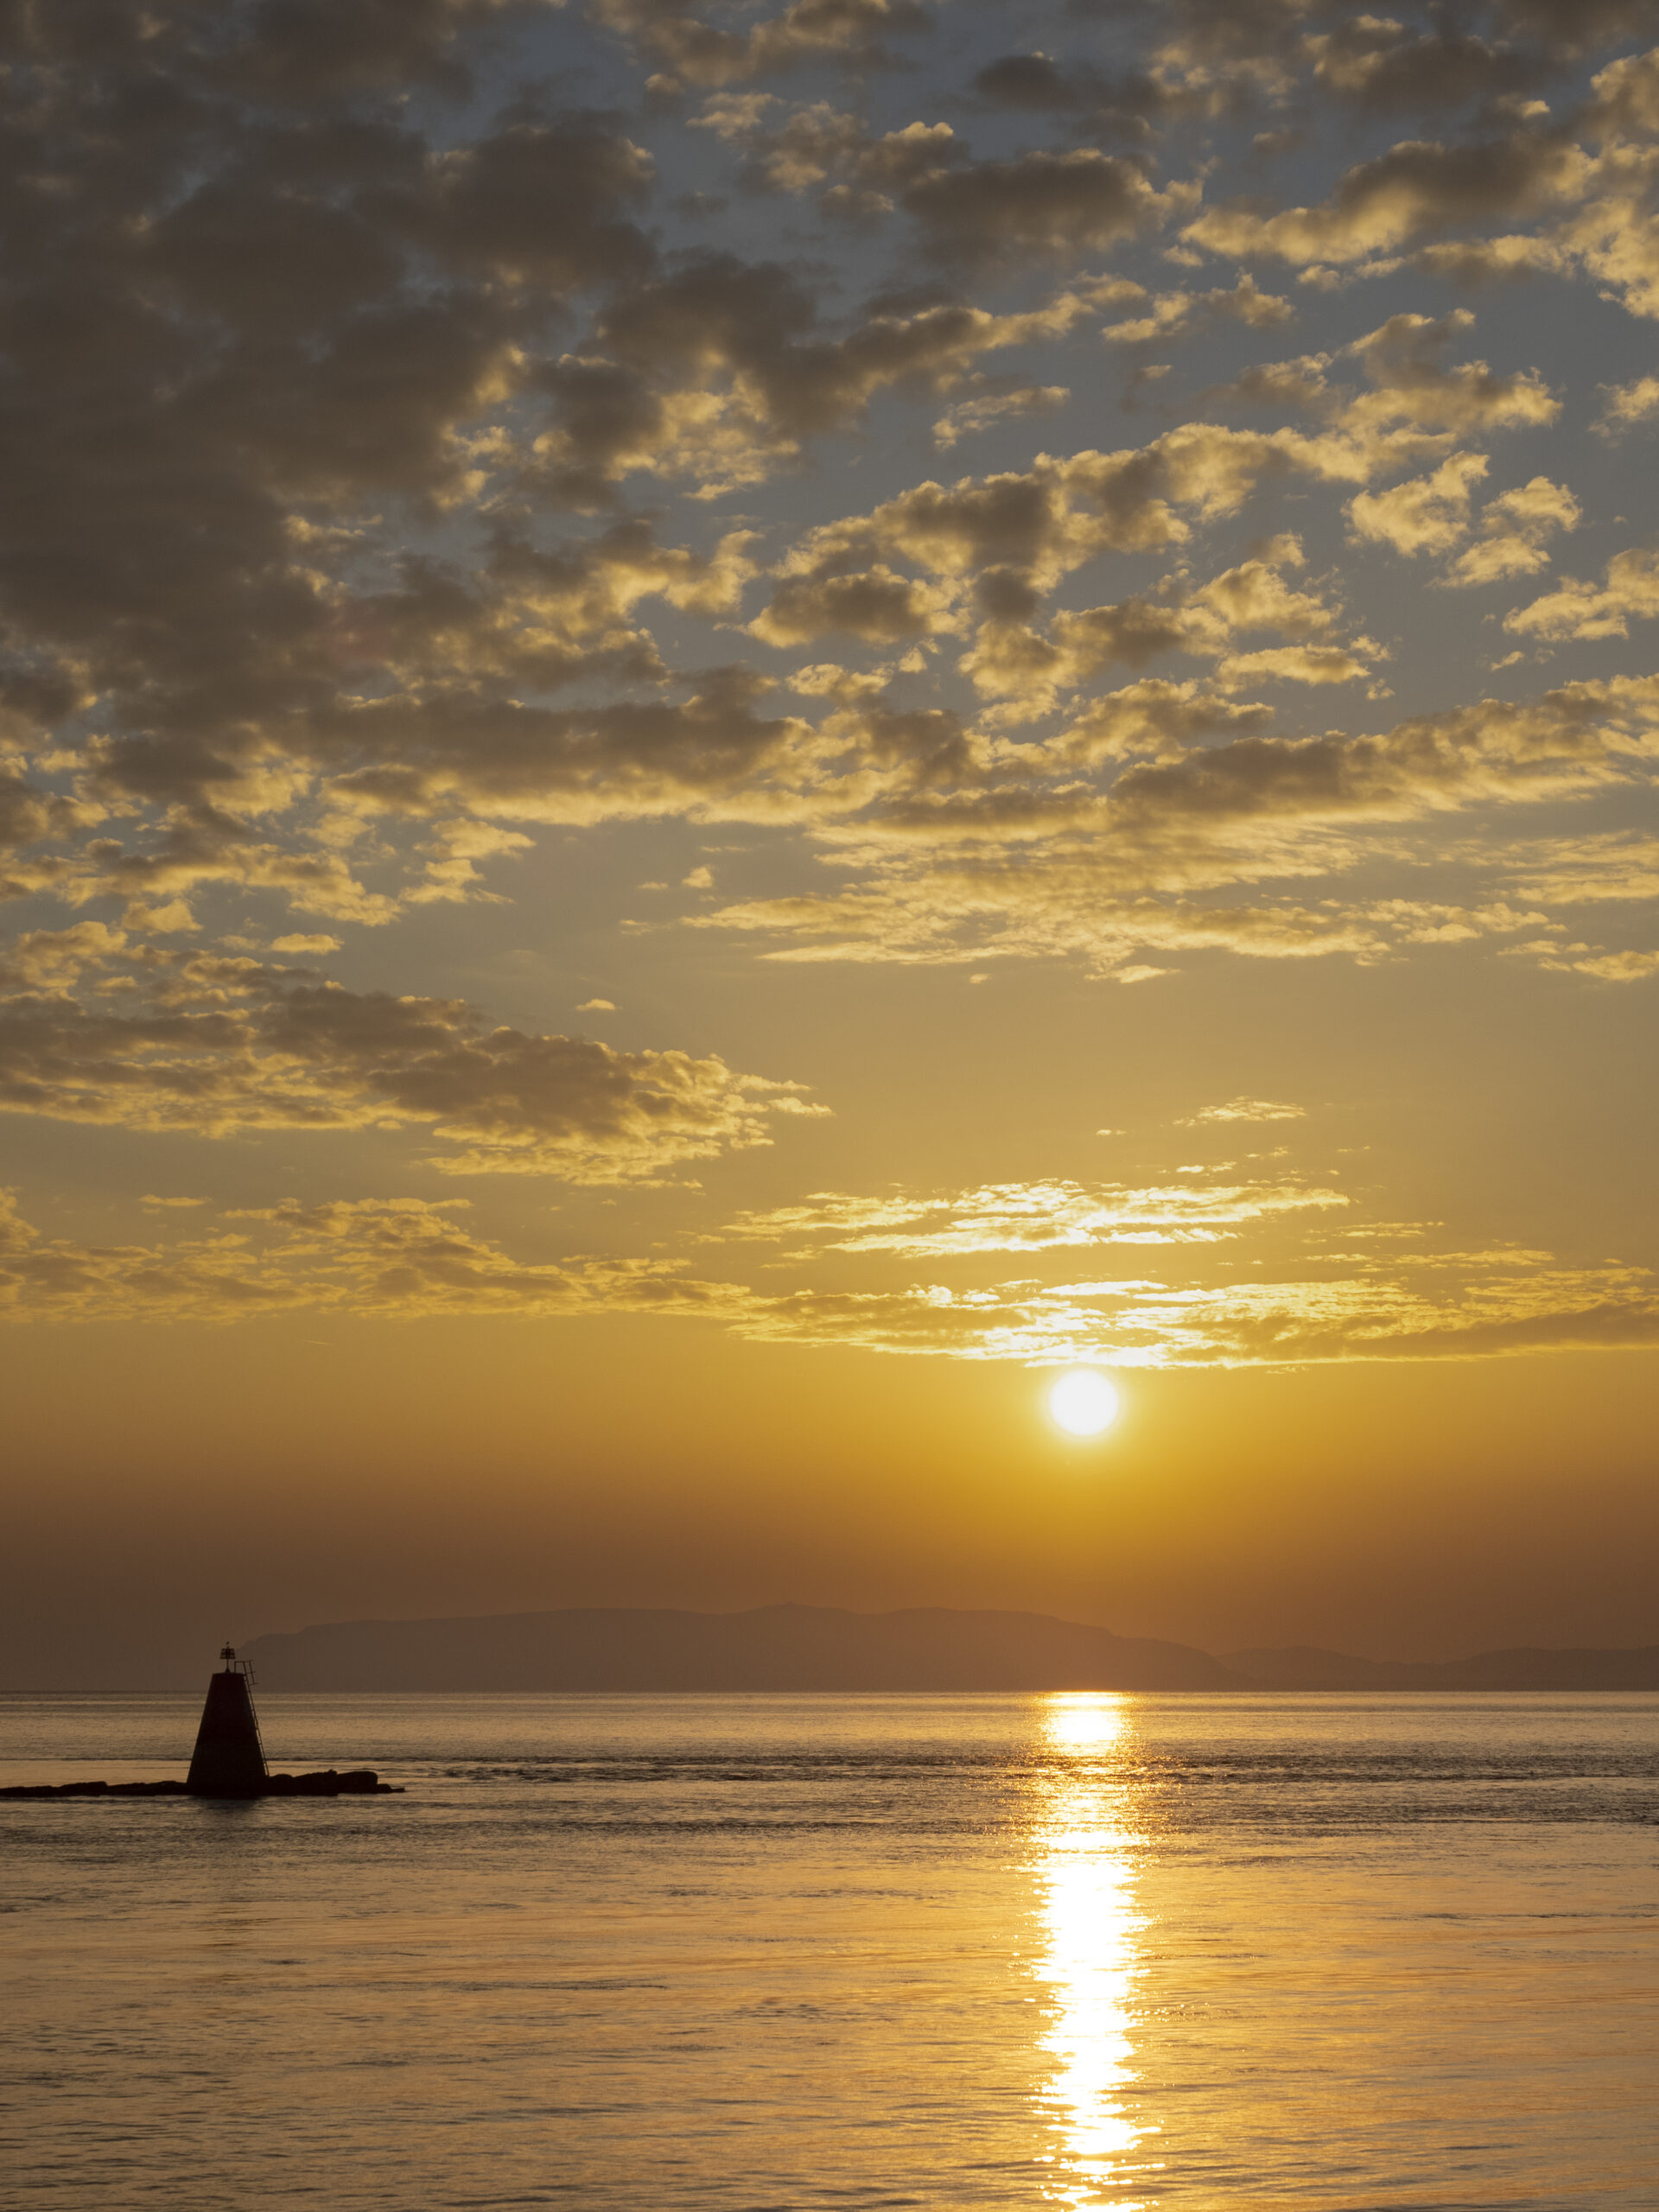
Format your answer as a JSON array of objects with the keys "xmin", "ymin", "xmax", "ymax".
[{"xmin": 1048, "ymin": 1370, "xmax": 1120, "ymax": 1437}]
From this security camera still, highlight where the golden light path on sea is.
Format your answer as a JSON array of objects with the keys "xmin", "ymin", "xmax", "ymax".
[{"xmin": 1032, "ymin": 1694, "xmax": 1161, "ymax": 2210}]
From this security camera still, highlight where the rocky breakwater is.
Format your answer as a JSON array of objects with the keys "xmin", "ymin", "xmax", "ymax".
[
  {"xmin": 1, "ymin": 1768, "xmax": 402, "ymax": 1800},
  {"xmin": 1, "ymin": 1644, "xmax": 405, "ymax": 1802}
]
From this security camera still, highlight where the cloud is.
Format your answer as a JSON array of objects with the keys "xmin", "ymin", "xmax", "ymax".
[
  {"xmin": 593, "ymin": 0, "xmax": 924, "ymax": 90},
  {"xmin": 1444, "ymin": 474, "xmax": 1581, "ymax": 585},
  {"xmin": 750, "ymin": 565, "xmax": 955, "ymax": 647},
  {"xmin": 0, "ymin": 1186, "xmax": 760, "ymax": 1326},
  {"xmin": 0, "ymin": 16, "xmax": 1575, "ymax": 947},
  {"xmin": 1099, "ymin": 275, "xmax": 1294, "ymax": 345},
  {"xmin": 1347, "ymin": 452, "xmax": 1491, "ymax": 555},
  {"xmin": 1, "ymin": 0, "xmax": 1657, "ymax": 1221},
  {"xmin": 1179, "ymin": 1096, "xmax": 1304, "ymax": 1124},
  {"xmin": 933, "ymin": 386, "xmax": 1071, "ymax": 449},
  {"xmin": 0, "ymin": 945, "xmax": 824, "ymax": 1180},
  {"xmin": 1038, "ymin": 681, "xmax": 1274, "ymax": 768},
  {"xmin": 1212, "ymin": 645, "xmax": 1376, "ymax": 687},
  {"xmin": 1491, "ymin": 830, "xmax": 1659, "ymax": 906},
  {"xmin": 1202, "ymin": 313, "xmax": 1559, "ymax": 443},
  {"xmin": 10, "ymin": 1182, "xmax": 1656, "ymax": 1372},
  {"xmin": 690, "ymin": 96, "xmax": 958, "ymax": 205},
  {"xmin": 901, "ymin": 149, "xmax": 1196, "ymax": 270},
  {"xmin": 721, "ymin": 1255, "xmax": 1659, "ymax": 1367},
  {"xmin": 957, "ymin": 537, "xmax": 1369, "ymax": 716},
  {"xmin": 969, "ymin": 49, "xmax": 1191, "ymax": 140},
  {"xmin": 750, "ymin": 420, "xmax": 1452, "ymax": 659},
  {"xmin": 691, "ymin": 676, "xmax": 1653, "ymax": 976},
  {"xmin": 1183, "ymin": 128, "xmax": 1588, "ymax": 269},
  {"xmin": 716, "ymin": 1173, "xmax": 1344, "ymax": 1254},
  {"xmin": 1504, "ymin": 548, "xmax": 1659, "ymax": 639},
  {"xmin": 1339, "ymin": 313, "xmax": 1559, "ymax": 434},
  {"xmin": 1584, "ymin": 41, "xmax": 1659, "ymax": 140},
  {"xmin": 542, "ymin": 260, "xmax": 1137, "ymax": 499},
  {"xmin": 1594, "ymin": 373, "xmax": 1659, "ymax": 433},
  {"xmin": 1516, "ymin": 939, "xmax": 1659, "ymax": 980},
  {"xmin": 1302, "ymin": 17, "xmax": 1552, "ymax": 113},
  {"xmin": 213, "ymin": 0, "xmax": 504, "ymax": 99}
]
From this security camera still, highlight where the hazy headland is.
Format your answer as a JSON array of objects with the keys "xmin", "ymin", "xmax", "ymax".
[{"xmin": 238, "ymin": 1605, "xmax": 1659, "ymax": 1694}]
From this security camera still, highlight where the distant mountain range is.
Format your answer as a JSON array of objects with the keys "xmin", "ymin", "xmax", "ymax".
[{"xmin": 241, "ymin": 1605, "xmax": 1659, "ymax": 1694}]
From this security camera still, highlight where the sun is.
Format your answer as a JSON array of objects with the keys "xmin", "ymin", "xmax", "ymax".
[{"xmin": 1047, "ymin": 1370, "xmax": 1120, "ymax": 1438}]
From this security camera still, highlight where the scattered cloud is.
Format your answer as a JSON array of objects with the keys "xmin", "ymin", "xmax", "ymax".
[
  {"xmin": 1347, "ymin": 453, "xmax": 1491, "ymax": 556},
  {"xmin": 716, "ymin": 1174, "xmax": 1345, "ymax": 1255},
  {"xmin": 1505, "ymin": 548, "xmax": 1659, "ymax": 640},
  {"xmin": 1444, "ymin": 474, "xmax": 1581, "ymax": 585},
  {"xmin": 933, "ymin": 385, "xmax": 1071, "ymax": 449},
  {"xmin": 1182, "ymin": 129, "xmax": 1587, "ymax": 270},
  {"xmin": 7, "ymin": 1184, "xmax": 1656, "ymax": 1371},
  {"xmin": 1179, "ymin": 1098, "xmax": 1306, "ymax": 1125},
  {"xmin": 3, "ymin": 0, "xmax": 1659, "ymax": 1376},
  {"xmin": 1593, "ymin": 374, "xmax": 1659, "ymax": 435}
]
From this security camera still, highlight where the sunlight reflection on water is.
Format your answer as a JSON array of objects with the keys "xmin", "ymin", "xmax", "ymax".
[
  {"xmin": 1033, "ymin": 1694, "xmax": 1161, "ymax": 2210},
  {"xmin": 6, "ymin": 1694, "xmax": 1657, "ymax": 2208}
]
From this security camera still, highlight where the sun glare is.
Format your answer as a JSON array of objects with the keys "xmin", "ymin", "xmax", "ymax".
[{"xmin": 1047, "ymin": 1370, "xmax": 1120, "ymax": 1438}]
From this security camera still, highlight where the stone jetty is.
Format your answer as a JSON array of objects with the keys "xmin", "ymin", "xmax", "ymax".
[{"xmin": 0, "ymin": 1644, "xmax": 404, "ymax": 1799}]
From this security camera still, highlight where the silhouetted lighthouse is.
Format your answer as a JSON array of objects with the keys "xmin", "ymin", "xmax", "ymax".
[{"xmin": 186, "ymin": 1643, "xmax": 269, "ymax": 1797}]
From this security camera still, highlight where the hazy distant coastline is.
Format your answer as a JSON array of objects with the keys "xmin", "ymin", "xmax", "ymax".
[{"xmin": 241, "ymin": 1605, "xmax": 1659, "ymax": 1694}]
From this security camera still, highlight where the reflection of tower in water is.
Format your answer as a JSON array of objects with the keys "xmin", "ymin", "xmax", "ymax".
[{"xmin": 1032, "ymin": 1694, "xmax": 1162, "ymax": 2212}]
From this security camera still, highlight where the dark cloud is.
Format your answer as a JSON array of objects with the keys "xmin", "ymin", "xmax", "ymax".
[
  {"xmin": 1305, "ymin": 20, "xmax": 1552, "ymax": 113},
  {"xmin": 753, "ymin": 567, "xmax": 944, "ymax": 645},
  {"xmin": 0, "ymin": 12, "xmax": 679, "ymax": 883},
  {"xmin": 970, "ymin": 52, "xmax": 1180, "ymax": 139},
  {"xmin": 1157, "ymin": 0, "xmax": 1659, "ymax": 76},
  {"xmin": 0, "ymin": 0, "xmax": 1654, "ymax": 1025},
  {"xmin": 528, "ymin": 252, "xmax": 1127, "ymax": 501},
  {"xmin": 0, "ymin": 1184, "xmax": 762, "ymax": 1324},
  {"xmin": 222, "ymin": 0, "xmax": 498, "ymax": 99},
  {"xmin": 293, "ymin": 665, "xmax": 810, "ymax": 823},
  {"xmin": 1490, "ymin": 0, "xmax": 1659, "ymax": 50},
  {"xmin": 3, "ymin": 0, "xmax": 1659, "ymax": 1386},
  {"xmin": 592, "ymin": 0, "xmax": 927, "ymax": 87},
  {"xmin": 0, "ymin": 945, "xmax": 823, "ymax": 1176},
  {"xmin": 903, "ymin": 148, "xmax": 1183, "ymax": 268},
  {"xmin": 1185, "ymin": 125, "xmax": 1584, "ymax": 264}
]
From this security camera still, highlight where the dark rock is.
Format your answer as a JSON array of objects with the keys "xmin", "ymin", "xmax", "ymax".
[
  {"xmin": 264, "ymin": 1768, "xmax": 403, "ymax": 1795},
  {"xmin": 1, "ymin": 1647, "xmax": 403, "ymax": 1801},
  {"xmin": 0, "ymin": 1777, "xmax": 188, "ymax": 1799},
  {"xmin": 0, "ymin": 1770, "xmax": 402, "ymax": 1800}
]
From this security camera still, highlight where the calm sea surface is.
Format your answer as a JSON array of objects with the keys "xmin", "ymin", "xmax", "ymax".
[{"xmin": 1, "ymin": 1693, "xmax": 1655, "ymax": 2209}]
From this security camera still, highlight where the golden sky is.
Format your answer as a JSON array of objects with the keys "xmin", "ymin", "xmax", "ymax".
[{"xmin": 4, "ymin": 0, "xmax": 1659, "ymax": 1683}]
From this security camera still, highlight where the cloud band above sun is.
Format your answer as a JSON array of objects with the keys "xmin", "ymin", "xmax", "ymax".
[{"xmin": 0, "ymin": 0, "xmax": 1656, "ymax": 1376}]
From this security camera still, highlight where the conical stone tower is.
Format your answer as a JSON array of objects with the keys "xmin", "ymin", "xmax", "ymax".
[{"xmin": 186, "ymin": 1644, "xmax": 268, "ymax": 1797}]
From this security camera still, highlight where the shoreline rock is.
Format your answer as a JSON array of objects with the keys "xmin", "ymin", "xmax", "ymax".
[{"xmin": 0, "ymin": 1769, "xmax": 403, "ymax": 1801}]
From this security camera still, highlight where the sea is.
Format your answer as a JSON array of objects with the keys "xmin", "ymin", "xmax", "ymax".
[{"xmin": 1, "ymin": 1692, "xmax": 1655, "ymax": 2209}]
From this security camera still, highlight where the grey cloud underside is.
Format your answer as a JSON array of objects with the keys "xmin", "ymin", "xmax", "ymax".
[
  {"xmin": 4, "ymin": 0, "xmax": 1659, "ymax": 1350},
  {"xmin": 0, "ymin": 941, "xmax": 818, "ymax": 1178},
  {"xmin": 1, "ymin": 4, "xmax": 1654, "ymax": 882}
]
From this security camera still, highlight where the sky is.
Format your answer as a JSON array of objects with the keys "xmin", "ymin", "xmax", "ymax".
[{"xmin": 4, "ymin": 0, "xmax": 1659, "ymax": 1688}]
